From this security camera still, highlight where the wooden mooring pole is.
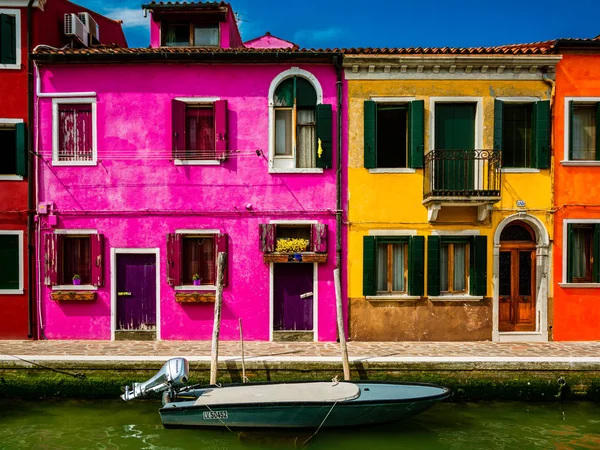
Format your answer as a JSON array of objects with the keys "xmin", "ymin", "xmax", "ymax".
[
  {"xmin": 209, "ymin": 252, "xmax": 226, "ymax": 385},
  {"xmin": 334, "ymin": 268, "xmax": 350, "ymax": 380}
]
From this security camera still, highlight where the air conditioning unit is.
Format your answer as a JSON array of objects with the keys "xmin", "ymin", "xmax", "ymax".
[
  {"xmin": 77, "ymin": 12, "xmax": 100, "ymax": 44},
  {"xmin": 64, "ymin": 13, "xmax": 88, "ymax": 46}
]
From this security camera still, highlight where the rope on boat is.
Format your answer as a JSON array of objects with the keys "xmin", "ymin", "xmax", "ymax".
[
  {"xmin": 301, "ymin": 400, "xmax": 339, "ymax": 446},
  {"xmin": 204, "ymin": 404, "xmax": 234, "ymax": 433},
  {"xmin": 5, "ymin": 354, "xmax": 86, "ymax": 379}
]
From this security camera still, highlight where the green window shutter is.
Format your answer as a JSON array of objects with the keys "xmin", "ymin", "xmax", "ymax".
[
  {"xmin": 470, "ymin": 236, "xmax": 487, "ymax": 296},
  {"xmin": 15, "ymin": 122, "xmax": 27, "ymax": 177},
  {"xmin": 596, "ymin": 103, "xmax": 600, "ymax": 161},
  {"xmin": 316, "ymin": 103, "xmax": 333, "ymax": 169},
  {"xmin": 567, "ymin": 224, "xmax": 574, "ymax": 283},
  {"xmin": 427, "ymin": 235, "xmax": 440, "ymax": 296},
  {"xmin": 0, "ymin": 14, "xmax": 16, "ymax": 65},
  {"xmin": 494, "ymin": 99, "xmax": 503, "ymax": 151},
  {"xmin": 594, "ymin": 224, "xmax": 600, "ymax": 283},
  {"xmin": 363, "ymin": 236, "xmax": 376, "ymax": 296},
  {"xmin": 408, "ymin": 100, "xmax": 424, "ymax": 168},
  {"xmin": 408, "ymin": 235, "xmax": 424, "ymax": 296},
  {"xmin": 364, "ymin": 101, "xmax": 377, "ymax": 169},
  {"xmin": 534, "ymin": 100, "xmax": 550, "ymax": 169}
]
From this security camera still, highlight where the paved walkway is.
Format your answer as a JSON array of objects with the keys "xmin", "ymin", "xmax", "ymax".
[{"xmin": 1, "ymin": 340, "xmax": 600, "ymax": 362}]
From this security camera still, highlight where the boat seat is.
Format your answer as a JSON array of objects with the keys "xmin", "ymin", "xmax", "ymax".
[{"xmin": 193, "ymin": 382, "xmax": 361, "ymax": 405}]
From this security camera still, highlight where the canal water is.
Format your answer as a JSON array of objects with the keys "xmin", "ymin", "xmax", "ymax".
[{"xmin": 1, "ymin": 399, "xmax": 599, "ymax": 449}]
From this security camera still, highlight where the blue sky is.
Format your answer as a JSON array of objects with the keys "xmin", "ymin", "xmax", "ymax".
[{"xmin": 81, "ymin": 0, "xmax": 600, "ymax": 49}]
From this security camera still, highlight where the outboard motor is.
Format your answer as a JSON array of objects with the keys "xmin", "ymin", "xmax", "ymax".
[{"xmin": 121, "ymin": 357, "xmax": 189, "ymax": 401}]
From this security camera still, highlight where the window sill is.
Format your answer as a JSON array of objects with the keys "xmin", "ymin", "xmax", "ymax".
[
  {"xmin": 558, "ymin": 283, "xmax": 600, "ymax": 289},
  {"xmin": 52, "ymin": 285, "xmax": 97, "ymax": 291},
  {"xmin": 263, "ymin": 252, "xmax": 327, "ymax": 263},
  {"xmin": 52, "ymin": 160, "xmax": 97, "ymax": 167},
  {"xmin": 51, "ymin": 291, "xmax": 97, "ymax": 302},
  {"xmin": 368, "ymin": 168, "xmax": 417, "ymax": 174},
  {"xmin": 0, "ymin": 289, "xmax": 24, "ymax": 295},
  {"xmin": 175, "ymin": 292, "xmax": 215, "ymax": 303},
  {"xmin": 500, "ymin": 168, "xmax": 540, "ymax": 173},
  {"xmin": 176, "ymin": 285, "xmax": 216, "ymax": 291},
  {"xmin": 269, "ymin": 168, "xmax": 324, "ymax": 174},
  {"xmin": 428, "ymin": 295, "xmax": 484, "ymax": 302},
  {"xmin": 366, "ymin": 295, "xmax": 421, "ymax": 302},
  {"xmin": 174, "ymin": 159, "xmax": 221, "ymax": 166},
  {"xmin": 0, "ymin": 175, "xmax": 24, "ymax": 181},
  {"xmin": 0, "ymin": 64, "xmax": 21, "ymax": 70},
  {"xmin": 560, "ymin": 160, "xmax": 600, "ymax": 166}
]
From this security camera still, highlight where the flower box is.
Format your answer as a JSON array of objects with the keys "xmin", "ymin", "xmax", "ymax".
[
  {"xmin": 263, "ymin": 252, "xmax": 327, "ymax": 264},
  {"xmin": 175, "ymin": 292, "xmax": 215, "ymax": 303},
  {"xmin": 51, "ymin": 291, "xmax": 97, "ymax": 302}
]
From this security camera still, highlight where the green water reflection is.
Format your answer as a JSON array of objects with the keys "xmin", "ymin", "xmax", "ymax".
[{"xmin": 1, "ymin": 399, "xmax": 599, "ymax": 450}]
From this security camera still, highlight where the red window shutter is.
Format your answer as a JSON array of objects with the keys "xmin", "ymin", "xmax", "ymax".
[
  {"xmin": 166, "ymin": 233, "xmax": 181, "ymax": 286},
  {"xmin": 91, "ymin": 234, "xmax": 104, "ymax": 287},
  {"xmin": 217, "ymin": 233, "xmax": 228, "ymax": 287},
  {"xmin": 44, "ymin": 233, "xmax": 58, "ymax": 286},
  {"xmin": 311, "ymin": 224, "xmax": 328, "ymax": 253},
  {"xmin": 214, "ymin": 99, "xmax": 228, "ymax": 160},
  {"xmin": 172, "ymin": 99, "xmax": 186, "ymax": 159},
  {"xmin": 259, "ymin": 224, "xmax": 276, "ymax": 252}
]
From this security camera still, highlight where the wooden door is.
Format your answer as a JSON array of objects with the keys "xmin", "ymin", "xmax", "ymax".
[
  {"xmin": 116, "ymin": 254, "xmax": 156, "ymax": 332},
  {"xmin": 434, "ymin": 103, "xmax": 476, "ymax": 192},
  {"xmin": 273, "ymin": 263, "xmax": 314, "ymax": 331},
  {"xmin": 499, "ymin": 245, "xmax": 536, "ymax": 332}
]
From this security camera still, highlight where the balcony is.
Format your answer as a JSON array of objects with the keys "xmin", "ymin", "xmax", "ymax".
[{"xmin": 423, "ymin": 149, "xmax": 502, "ymax": 222}]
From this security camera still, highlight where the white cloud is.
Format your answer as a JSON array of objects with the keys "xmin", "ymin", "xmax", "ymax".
[
  {"xmin": 103, "ymin": 7, "xmax": 148, "ymax": 29},
  {"xmin": 293, "ymin": 27, "xmax": 343, "ymax": 46}
]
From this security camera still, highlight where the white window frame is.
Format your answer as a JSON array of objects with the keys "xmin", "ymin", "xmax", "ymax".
[
  {"xmin": 562, "ymin": 97, "xmax": 600, "ymax": 166},
  {"xmin": 52, "ymin": 229, "xmax": 99, "ymax": 291},
  {"xmin": 268, "ymin": 67, "xmax": 324, "ymax": 174},
  {"xmin": 0, "ymin": 9, "xmax": 21, "ymax": 70},
  {"xmin": 52, "ymin": 97, "xmax": 97, "ymax": 166},
  {"xmin": 173, "ymin": 97, "xmax": 222, "ymax": 166},
  {"xmin": 175, "ymin": 228, "xmax": 220, "ymax": 291},
  {"xmin": 560, "ymin": 219, "xmax": 600, "ymax": 288},
  {"xmin": 0, "ymin": 118, "xmax": 24, "ymax": 180},
  {"xmin": 0, "ymin": 230, "xmax": 24, "ymax": 294}
]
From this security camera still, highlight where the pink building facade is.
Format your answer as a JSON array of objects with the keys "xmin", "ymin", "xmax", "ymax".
[{"xmin": 33, "ymin": 3, "xmax": 343, "ymax": 341}]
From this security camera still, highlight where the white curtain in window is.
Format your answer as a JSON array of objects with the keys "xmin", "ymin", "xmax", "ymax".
[
  {"xmin": 296, "ymin": 109, "xmax": 315, "ymax": 168},
  {"xmin": 392, "ymin": 243, "xmax": 405, "ymax": 292},
  {"xmin": 440, "ymin": 245, "xmax": 448, "ymax": 292},
  {"xmin": 454, "ymin": 244, "xmax": 466, "ymax": 291},
  {"xmin": 572, "ymin": 106, "xmax": 596, "ymax": 160},
  {"xmin": 573, "ymin": 228, "xmax": 587, "ymax": 279},
  {"xmin": 376, "ymin": 243, "xmax": 387, "ymax": 292}
]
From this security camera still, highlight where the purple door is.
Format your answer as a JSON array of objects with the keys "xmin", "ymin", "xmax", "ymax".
[
  {"xmin": 116, "ymin": 254, "xmax": 156, "ymax": 331},
  {"xmin": 273, "ymin": 263, "xmax": 313, "ymax": 331}
]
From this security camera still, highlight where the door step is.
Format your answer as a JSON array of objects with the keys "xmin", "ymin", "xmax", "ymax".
[
  {"xmin": 273, "ymin": 331, "xmax": 314, "ymax": 342},
  {"xmin": 115, "ymin": 330, "xmax": 156, "ymax": 341}
]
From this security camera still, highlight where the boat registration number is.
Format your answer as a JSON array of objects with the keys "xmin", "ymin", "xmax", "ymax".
[{"xmin": 203, "ymin": 410, "xmax": 228, "ymax": 420}]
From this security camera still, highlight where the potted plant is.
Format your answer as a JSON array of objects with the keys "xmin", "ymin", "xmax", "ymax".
[
  {"xmin": 192, "ymin": 274, "xmax": 202, "ymax": 286},
  {"xmin": 72, "ymin": 274, "xmax": 81, "ymax": 286}
]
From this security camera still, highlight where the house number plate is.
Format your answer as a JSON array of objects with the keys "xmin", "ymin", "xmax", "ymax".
[
  {"xmin": 203, "ymin": 410, "xmax": 228, "ymax": 420},
  {"xmin": 117, "ymin": 292, "xmax": 132, "ymax": 296}
]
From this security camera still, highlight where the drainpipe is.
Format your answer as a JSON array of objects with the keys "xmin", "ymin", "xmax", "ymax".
[
  {"xmin": 333, "ymin": 54, "xmax": 343, "ymax": 270},
  {"xmin": 26, "ymin": 0, "xmax": 36, "ymax": 339}
]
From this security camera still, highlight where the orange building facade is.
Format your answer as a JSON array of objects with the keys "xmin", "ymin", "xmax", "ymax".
[{"xmin": 552, "ymin": 38, "xmax": 600, "ymax": 340}]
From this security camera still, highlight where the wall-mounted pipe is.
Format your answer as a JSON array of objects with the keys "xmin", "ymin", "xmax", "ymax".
[{"xmin": 26, "ymin": 0, "xmax": 35, "ymax": 339}]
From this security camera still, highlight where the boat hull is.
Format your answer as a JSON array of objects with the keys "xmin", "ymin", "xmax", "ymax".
[{"xmin": 159, "ymin": 381, "xmax": 450, "ymax": 429}]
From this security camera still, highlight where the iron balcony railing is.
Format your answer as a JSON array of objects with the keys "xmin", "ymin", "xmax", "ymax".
[{"xmin": 423, "ymin": 149, "xmax": 502, "ymax": 200}]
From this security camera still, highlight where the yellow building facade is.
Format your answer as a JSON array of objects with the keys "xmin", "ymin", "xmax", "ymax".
[{"xmin": 344, "ymin": 49, "xmax": 561, "ymax": 342}]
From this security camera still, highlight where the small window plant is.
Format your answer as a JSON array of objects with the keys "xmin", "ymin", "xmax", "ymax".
[
  {"xmin": 192, "ymin": 274, "xmax": 202, "ymax": 286},
  {"xmin": 72, "ymin": 274, "xmax": 81, "ymax": 285}
]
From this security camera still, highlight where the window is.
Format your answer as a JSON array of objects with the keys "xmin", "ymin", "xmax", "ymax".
[
  {"xmin": 270, "ymin": 73, "xmax": 332, "ymax": 171},
  {"xmin": 52, "ymin": 99, "xmax": 97, "ymax": 166},
  {"xmin": 163, "ymin": 23, "xmax": 219, "ymax": 47},
  {"xmin": 364, "ymin": 100, "xmax": 424, "ymax": 169},
  {"xmin": 494, "ymin": 99, "xmax": 550, "ymax": 169},
  {"xmin": 172, "ymin": 99, "xmax": 227, "ymax": 163},
  {"xmin": 568, "ymin": 102, "xmax": 600, "ymax": 161},
  {"xmin": 427, "ymin": 235, "xmax": 487, "ymax": 297},
  {"xmin": 0, "ymin": 120, "xmax": 26, "ymax": 179},
  {"xmin": 0, "ymin": 10, "xmax": 20, "ymax": 68},
  {"xmin": 567, "ymin": 224, "xmax": 600, "ymax": 283},
  {"xmin": 259, "ymin": 223, "xmax": 328, "ymax": 253},
  {"xmin": 167, "ymin": 232, "xmax": 228, "ymax": 288},
  {"xmin": 44, "ymin": 232, "xmax": 104, "ymax": 287},
  {"xmin": 363, "ymin": 235, "xmax": 424, "ymax": 297},
  {"xmin": 0, "ymin": 231, "xmax": 23, "ymax": 293}
]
